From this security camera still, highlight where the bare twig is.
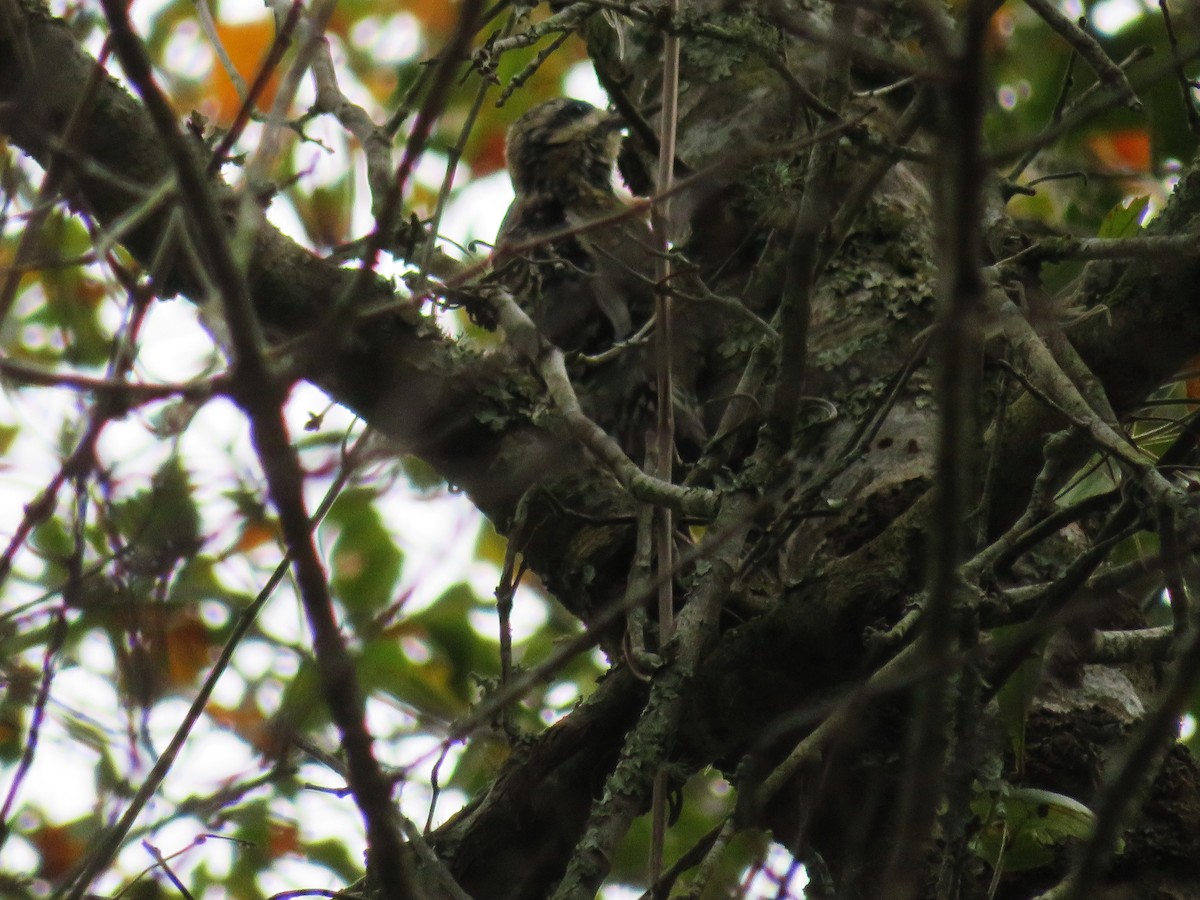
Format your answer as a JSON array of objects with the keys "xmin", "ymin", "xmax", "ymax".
[
  {"xmin": 883, "ymin": 0, "xmax": 991, "ymax": 891},
  {"xmin": 82, "ymin": 3, "xmax": 415, "ymax": 895},
  {"xmin": 491, "ymin": 290, "xmax": 717, "ymax": 520},
  {"xmin": 1157, "ymin": 0, "xmax": 1200, "ymax": 136},
  {"xmin": 1022, "ymin": 0, "xmax": 1140, "ymax": 111},
  {"xmin": 0, "ymin": 610, "xmax": 66, "ymax": 853},
  {"xmin": 207, "ymin": 0, "xmax": 302, "ymax": 175},
  {"xmin": 59, "ymin": 425, "xmax": 379, "ymax": 897}
]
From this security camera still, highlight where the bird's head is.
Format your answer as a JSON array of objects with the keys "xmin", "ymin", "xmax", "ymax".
[{"xmin": 504, "ymin": 98, "xmax": 624, "ymax": 199}]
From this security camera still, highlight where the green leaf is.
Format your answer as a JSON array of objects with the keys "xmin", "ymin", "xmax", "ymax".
[
  {"xmin": 991, "ymin": 625, "xmax": 1046, "ymax": 773},
  {"xmin": 274, "ymin": 660, "xmax": 329, "ymax": 733},
  {"xmin": 168, "ymin": 555, "xmax": 252, "ymax": 611},
  {"xmin": 415, "ymin": 582, "xmax": 497, "ymax": 675},
  {"xmin": 28, "ymin": 213, "xmax": 113, "ymax": 366},
  {"xmin": 970, "ymin": 784, "xmax": 1106, "ymax": 874},
  {"xmin": 29, "ymin": 518, "xmax": 73, "ymax": 585},
  {"xmin": 400, "ymin": 455, "xmax": 446, "ymax": 492},
  {"xmin": 473, "ymin": 517, "xmax": 509, "ymax": 570},
  {"xmin": 305, "ymin": 837, "xmax": 363, "ymax": 882},
  {"xmin": 1097, "ymin": 195, "xmax": 1149, "ymax": 239},
  {"xmin": 0, "ymin": 423, "xmax": 18, "ymax": 456},
  {"xmin": 111, "ymin": 458, "xmax": 202, "ymax": 578},
  {"xmin": 325, "ymin": 488, "xmax": 402, "ymax": 631},
  {"xmin": 359, "ymin": 636, "xmax": 468, "ymax": 717}
]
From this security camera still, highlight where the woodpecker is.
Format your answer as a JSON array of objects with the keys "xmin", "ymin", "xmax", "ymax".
[
  {"xmin": 495, "ymin": 97, "xmax": 657, "ymax": 353},
  {"xmin": 494, "ymin": 98, "xmax": 705, "ymax": 456}
]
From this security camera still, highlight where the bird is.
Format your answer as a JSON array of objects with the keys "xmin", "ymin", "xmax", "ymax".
[
  {"xmin": 494, "ymin": 97, "xmax": 655, "ymax": 353},
  {"xmin": 493, "ymin": 97, "xmax": 704, "ymax": 457}
]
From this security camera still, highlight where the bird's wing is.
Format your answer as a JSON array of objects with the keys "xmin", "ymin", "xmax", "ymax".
[{"xmin": 567, "ymin": 203, "xmax": 660, "ymax": 340}]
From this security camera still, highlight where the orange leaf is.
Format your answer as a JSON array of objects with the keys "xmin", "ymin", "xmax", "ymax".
[
  {"xmin": 165, "ymin": 613, "xmax": 212, "ymax": 687},
  {"xmin": 205, "ymin": 19, "xmax": 280, "ymax": 123},
  {"xmin": 0, "ymin": 716, "xmax": 20, "ymax": 757},
  {"xmin": 31, "ymin": 824, "xmax": 88, "ymax": 880},
  {"xmin": 473, "ymin": 130, "xmax": 508, "ymax": 177},
  {"xmin": 229, "ymin": 518, "xmax": 281, "ymax": 555},
  {"xmin": 268, "ymin": 820, "xmax": 301, "ymax": 857},
  {"xmin": 1087, "ymin": 128, "xmax": 1151, "ymax": 173},
  {"xmin": 986, "ymin": 6, "xmax": 1015, "ymax": 55},
  {"xmin": 207, "ymin": 698, "xmax": 278, "ymax": 754},
  {"xmin": 1181, "ymin": 355, "xmax": 1200, "ymax": 400},
  {"xmin": 76, "ymin": 277, "xmax": 107, "ymax": 307},
  {"xmin": 407, "ymin": 0, "xmax": 462, "ymax": 34}
]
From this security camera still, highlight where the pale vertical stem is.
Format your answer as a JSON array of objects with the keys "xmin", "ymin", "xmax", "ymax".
[{"xmin": 650, "ymin": 0, "xmax": 682, "ymax": 883}]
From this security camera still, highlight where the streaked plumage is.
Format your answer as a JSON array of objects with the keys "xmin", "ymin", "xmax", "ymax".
[
  {"xmin": 494, "ymin": 98, "xmax": 698, "ymax": 458},
  {"xmin": 494, "ymin": 98, "xmax": 658, "ymax": 355}
]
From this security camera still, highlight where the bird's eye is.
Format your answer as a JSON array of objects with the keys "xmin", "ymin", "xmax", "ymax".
[{"xmin": 557, "ymin": 100, "xmax": 595, "ymax": 122}]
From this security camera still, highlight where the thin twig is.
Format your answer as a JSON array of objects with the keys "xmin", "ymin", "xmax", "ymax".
[
  {"xmin": 86, "ymin": 3, "xmax": 415, "ymax": 894},
  {"xmin": 883, "ymin": 0, "xmax": 991, "ymax": 890},
  {"xmin": 491, "ymin": 290, "xmax": 717, "ymax": 520},
  {"xmin": 1157, "ymin": 0, "xmax": 1200, "ymax": 136},
  {"xmin": 0, "ymin": 610, "xmax": 66, "ymax": 853},
  {"xmin": 58, "ymin": 427, "xmax": 378, "ymax": 897},
  {"xmin": 1022, "ymin": 0, "xmax": 1140, "ymax": 111}
]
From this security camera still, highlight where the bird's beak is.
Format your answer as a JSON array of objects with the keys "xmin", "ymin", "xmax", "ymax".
[{"xmin": 596, "ymin": 110, "xmax": 625, "ymax": 133}]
